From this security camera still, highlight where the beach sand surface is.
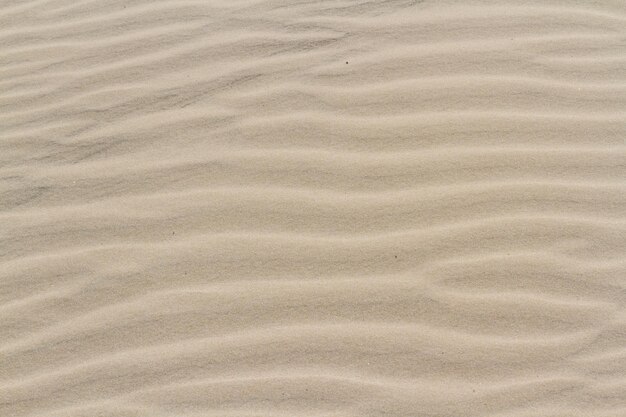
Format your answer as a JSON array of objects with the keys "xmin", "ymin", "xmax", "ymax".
[{"xmin": 1, "ymin": 1, "xmax": 626, "ymax": 416}]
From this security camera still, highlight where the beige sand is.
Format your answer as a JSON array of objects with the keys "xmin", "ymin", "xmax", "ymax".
[{"xmin": 1, "ymin": 0, "xmax": 626, "ymax": 416}]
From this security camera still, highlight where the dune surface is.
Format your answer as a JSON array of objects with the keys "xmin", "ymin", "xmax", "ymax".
[{"xmin": 1, "ymin": 0, "xmax": 626, "ymax": 416}]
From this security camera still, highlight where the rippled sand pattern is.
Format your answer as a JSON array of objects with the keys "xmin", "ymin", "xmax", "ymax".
[{"xmin": 1, "ymin": 1, "xmax": 626, "ymax": 416}]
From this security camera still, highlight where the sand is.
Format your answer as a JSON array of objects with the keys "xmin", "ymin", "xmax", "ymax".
[{"xmin": 1, "ymin": 0, "xmax": 625, "ymax": 416}]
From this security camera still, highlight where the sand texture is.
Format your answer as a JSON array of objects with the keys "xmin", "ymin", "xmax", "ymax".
[{"xmin": 1, "ymin": 0, "xmax": 626, "ymax": 416}]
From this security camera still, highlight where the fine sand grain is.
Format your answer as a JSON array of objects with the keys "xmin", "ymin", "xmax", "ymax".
[{"xmin": 1, "ymin": 1, "xmax": 625, "ymax": 416}]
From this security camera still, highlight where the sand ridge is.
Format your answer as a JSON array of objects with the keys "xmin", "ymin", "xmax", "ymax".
[{"xmin": 1, "ymin": 0, "xmax": 625, "ymax": 416}]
